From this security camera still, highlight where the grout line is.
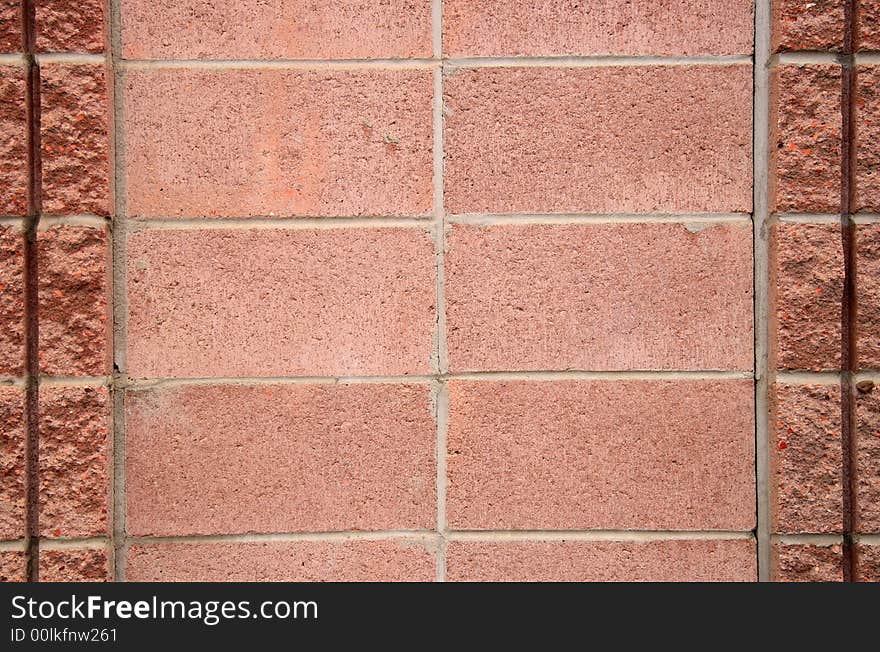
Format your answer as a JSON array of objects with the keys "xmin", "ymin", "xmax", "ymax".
[
  {"xmin": 447, "ymin": 213, "xmax": 750, "ymax": 225},
  {"xmin": 775, "ymin": 371, "xmax": 843, "ymax": 385},
  {"xmin": 117, "ymin": 213, "xmax": 756, "ymax": 230},
  {"xmin": 118, "ymin": 530, "xmax": 755, "ymax": 546},
  {"xmin": 853, "ymin": 213, "xmax": 880, "ymax": 224},
  {"xmin": 36, "ymin": 214, "xmax": 110, "ymax": 229},
  {"xmin": 40, "ymin": 537, "xmax": 109, "ymax": 550},
  {"xmin": 855, "ymin": 371, "xmax": 880, "ymax": 382},
  {"xmin": 128, "ymin": 216, "xmax": 433, "ymax": 230},
  {"xmin": 431, "ymin": 0, "xmax": 448, "ymax": 584},
  {"xmin": 21, "ymin": 0, "xmax": 41, "ymax": 585},
  {"xmin": 447, "ymin": 531, "xmax": 755, "ymax": 542},
  {"xmin": 772, "ymin": 534, "xmax": 844, "ymax": 545},
  {"xmin": 128, "ymin": 532, "xmax": 442, "ymax": 546},
  {"xmin": 773, "ymin": 52, "xmax": 842, "ymax": 66},
  {"xmin": 0, "ymin": 217, "xmax": 26, "ymax": 228},
  {"xmin": 117, "ymin": 55, "xmax": 751, "ymax": 70},
  {"xmin": 855, "ymin": 534, "xmax": 880, "ymax": 545},
  {"xmin": 0, "ymin": 377, "xmax": 27, "ymax": 388},
  {"xmin": 35, "ymin": 53, "xmax": 105, "ymax": 65},
  {"xmin": 776, "ymin": 212, "xmax": 845, "ymax": 224},
  {"xmin": 753, "ymin": 0, "xmax": 772, "ymax": 583},
  {"xmin": 857, "ymin": 52, "xmax": 880, "ymax": 64},
  {"xmin": 109, "ymin": 0, "xmax": 127, "ymax": 584},
  {"xmin": 0, "ymin": 53, "xmax": 26, "ymax": 65},
  {"xmin": 839, "ymin": 0, "xmax": 859, "ymax": 583},
  {"xmin": 445, "ymin": 55, "xmax": 752, "ymax": 68},
  {"xmin": 0, "ymin": 540, "xmax": 28, "ymax": 552},
  {"xmin": 38, "ymin": 375, "xmax": 110, "ymax": 387},
  {"xmin": 120, "ymin": 370, "xmax": 754, "ymax": 390}
]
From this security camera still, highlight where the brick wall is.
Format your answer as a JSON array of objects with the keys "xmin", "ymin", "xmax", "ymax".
[{"xmin": 0, "ymin": 1, "xmax": 877, "ymax": 582}]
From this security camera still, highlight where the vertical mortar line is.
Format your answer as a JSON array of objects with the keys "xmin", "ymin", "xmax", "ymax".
[
  {"xmin": 431, "ymin": 0, "xmax": 448, "ymax": 582},
  {"xmin": 839, "ymin": 0, "xmax": 859, "ymax": 582},
  {"xmin": 108, "ymin": 0, "xmax": 127, "ymax": 582},
  {"xmin": 21, "ymin": 0, "xmax": 41, "ymax": 582},
  {"xmin": 753, "ymin": 0, "xmax": 772, "ymax": 582}
]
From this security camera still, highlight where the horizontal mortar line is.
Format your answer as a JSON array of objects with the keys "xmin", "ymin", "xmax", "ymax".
[
  {"xmin": 123, "ymin": 370, "xmax": 754, "ymax": 390},
  {"xmin": 775, "ymin": 371, "xmax": 843, "ymax": 385},
  {"xmin": 126, "ymin": 531, "xmax": 441, "ymax": 546},
  {"xmin": 121, "ymin": 58, "xmax": 438, "ymax": 70},
  {"xmin": 447, "ymin": 212, "xmax": 751, "ymax": 225},
  {"xmin": 772, "ymin": 52, "xmax": 844, "ymax": 66},
  {"xmin": 37, "ymin": 214, "xmax": 110, "ymax": 229},
  {"xmin": 446, "ymin": 530, "xmax": 754, "ymax": 542},
  {"xmin": 855, "ymin": 534, "xmax": 880, "ymax": 545},
  {"xmin": 775, "ymin": 212, "xmax": 843, "ymax": 224},
  {"xmin": 0, "ymin": 53, "xmax": 26, "ymax": 65},
  {"xmin": 855, "ymin": 371, "xmax": 880, "ymax": 382},
  {"xmin": 39, "ymin": 375, "xmax": 111, "ymax": 387},
  {"xmin": 35, "ymin": 53, "xmax": 106, "ymax": 65},
  {"xmin": 857, "ymin": 52, "xmax": 880, "ymax": 65},
  {"xmin": 0, "ymin": 377, "xmax": 27, "ymax": 388},
  {"xmin": 771, "ymin": 534, "xmax": 844, "ymax": 545},
  {"xmin": 128, "ymin": 216, "xmax": 433, "ymax": 230},
  {"xmin": 0, "ymin": 539, "xmax": 27, "ymax": 551},
  {"xmin": 0, "ymin": 217, "xmax": 25, "ymax": 229},
  {"xmin": 853, "ymin": 213, "xmax": 880, "ymax": 224},
  {"xmin": 445, "ymin": 55, "xmax": 752, "ymax": 68},
  {"xmin": 40, "ymin": 537, "xmax": 109, "ymax": 551}
]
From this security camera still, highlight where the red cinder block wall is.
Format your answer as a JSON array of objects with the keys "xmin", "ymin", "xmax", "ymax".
[{"xmin": 0, "ymin": 1, "xmax": 878, "ymax": 582}]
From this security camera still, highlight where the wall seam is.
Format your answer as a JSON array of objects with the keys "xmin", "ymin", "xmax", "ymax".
[
  {"xmin": 21, "ymin": 0, "xmax": 41, "ymax": 583},
  {"xmin": 753, "ymin": 0, "xmax": 772, "ymax": 583},
  {"xmin": 839, "ymin": 0, "xmax": 859, "ymax": 582}
]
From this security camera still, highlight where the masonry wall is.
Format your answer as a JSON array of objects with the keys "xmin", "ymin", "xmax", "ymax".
[{"xmin": 0, "ymin": 1, "xmax": 877, "ymax": 582}]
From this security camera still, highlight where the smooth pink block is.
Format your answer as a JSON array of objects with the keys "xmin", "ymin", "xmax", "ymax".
[
  {"xmin": 447, "ymin": 540, "xmax": 756, "ymax": 582},
  {"xmin": 125, "ymin": 383, "xmax": 435, "ymax": 536},
  {"xmin": 127, "ymin": 540, "xmax": 436, "ymax": 582},
  {"xmin": 446, "ymin": 223, "xmax": 753, "ymax": 372},
  {"xmin": 443, "ymin": 66, "xmax": 752, "ymax": 215},
  {"xmin": 446, "ymin": 380, "xmax": 755, "ymax": 531},
  {"xmin": 124, "ymin": 69, "xmax": 432, "ymax": 218},
  {"xmin": 444, "ymin": 0, "xmax": 753, "ymax": 57},
  {"xmin": 121, "ymin": 0, "xmax": 431, "ymax": 60},
  {"xmin": 126, "ymin": 228, "xmax": 435, "ymax": 378}
]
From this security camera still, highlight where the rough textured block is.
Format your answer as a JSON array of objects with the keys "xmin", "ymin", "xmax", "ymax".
[
  {"xmin": 446, "ymin": 540, "xmax": 756, "ymax": 582},
  {"xmin": 772, "ymin": 0, "xmax": 844, "ymax": 52},
  {"xmin": 446, "ymin": 223, "xmax": 753, "ymax": 372},
  {"xmin": 0, "ymin": 65, "xmax": 27, "ymax": 216},
  {"xmin": 124, "ymin": 69, "xmax": 432, "ymax": 218},
  {"xmin": 121, "ymin": 0, "xmax": 431, "ymax": 60},
  {"xmin": 0, "ymin": 387, "xmax": 24, "ymax": 540},
  {"xmin": 0, "ymin": 551, "xmax": 24, "ymax": 582},
  {"xmin": 771, "ymin": 65, "xmax": 842, "ymax": 213},
  {"xmin": 40, "ymin": 63, "xmax": 110, "ymax": 216},
  {"xmin": 126, "ymin": 383, "xmax": 435, "ymax": 536},
  {"xmin": 856, "ymin": 66, "xmax": 880, "ymax": 213},
  {"xmin": 126, "ymin": 228, "xmax": 435, "ymax": 378},
  {"xmin": 39, "ymin": 386, "xmax": 110, "ymax": 538},
  {"xmin": 38, "ymin": 225, "xmax": 109, "ymax": 376},
  {"xmin": 772, "ymin": 384, "xmax": 842, "ymax": 534},
  {"xmin": 862, "ymin": 1, "xmax": 880, "ymax": 51},
  {"xmin": 446, "ymin": 380, "xmax": 755, "ymax": 531},
  {"xmin": 40, "ymin": 548, "xmax": 109, "ymax": 582},
  {"xmin": 34, "ymin": 0, "xmax": 105, "ymax": 53},
  {"xmin": 858, "ymin": 224, "xmax": 880, "ymax": 368},
  {"xmin": 443, "ymin": 0, "xmax": 753, "ymax": 57},
  {"xmin": 772, "ymin": 543, "xmax": 843, "ymax": 581},
  {"xmin": 857, "ymin": 389, "xmax": 880, "ymax": 532},
  {"xmin": 771, "ymin": 223, "xmax": 843, "ymax": 371},
  {"xmin": 0, "ymin": 1, "xmax": 20, "ymax": 53},
  {"xmin": 127, "ymin": 540, "xmax": 435, "ymax": 582},
  {"xmin": 857, "ymin": 545, "xmax": 880, "ymax": 582},
  {"xmin": 0, "ymin": 225, "xmax": 24, "ymax": 376},
  {"xmin": 443, "ymin": 65, "xmax": 752, "ymax": 215}
]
